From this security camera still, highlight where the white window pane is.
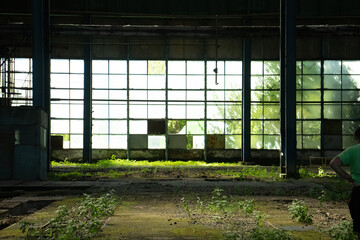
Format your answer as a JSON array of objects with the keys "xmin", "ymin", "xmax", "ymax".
[
  {"xmin": 207, "ymin": 61, "xmax": 225, "ymax": 75},
  {"xmin": 168, "ymin": 61, "xmax": 185, "ymax": 74},
  {"xmin": 92, "ymin": 135, "xmax": 108, "ymax": 149},
  {"xmin": 52, "ymin": 89, "xmax": 69, "ymax": 99},
  {"xmin": 187, "ymin": 104, "xmax": 204, "ymax": 119},
  {"xmin": 92, "ymin": 75, "xmax": 108, "ymax": 88},
  {"xmin": 129, "ymin": 75, "xmax": 147, "ymax": 89},
  {"xmin": 51, "ymin": 59, "xmax": 69, "ymax": 73},
  {"xmin": 109, "ymin": 135, "xmax": 127, "ymax": 148},
  {"xmin": 15, "ymin": 58, "xmax": 30, "ymax": 72},
  {"xmin": 93, "ymin": 120, "xmax": 108, "ymax": 134},
  {"xmin": 168, "ymin": 104, "xmax": 186, "ymax": 118},
  {"xmin": 92, "ymin": 60, "xmax": 108, "ymax": 74},
  {"xmin": 110, "ymin": 120, "xmax": 127, "ymax": 134},
  {"xmin": 208, "ymin": 91, "xmax": 224, "ymax": 101},
  {"xmin": 187, "ymin": 91, "xmax": 204, "ymax": 101},
  {"xmin": 129, "ymin": 90, "xmax": 147, "ymax": 100},
  {"xmin": 70, "ymin": 135, "xmax": 83, "ymax": 148},
  {"xmin": 148, "ymin": 75, "xmax": 165, "ymax": 89},
  {"xmin": 51, "ymin": 74, "xmax": 69, "ymax": 88},
  {"xmin": 109, "ymin": 104, "xmax": 127, "ymax": 118},
  {"xmin": 207, "ymin": 104, "xmax": 224, "ymax": 119},
  {"xmin": 70, "ymin": 120, "xmax": 83, "ymax": 134},
  {"xmin": 92, "ymin": 90, "xmax": 108, "ymax": 100},
  {"xmin": 109, "ymin": 60, "xmax": 127, "ymax": 74},
  {"xmin": 130, "ymin": 104, "xmax": 147, "ymax": 118},
  {"xmin": 343, "ymin": 61, "xmax": 360, "ymax": 74},
  {"xmin": 225, "ymin": 61, "xmax": 242, "ymax": 74},
  {"xmin": 251, "ymin": 61, "xmax": 263, "ymax": 75},
  {"xmin": 70, "ymin": 90, "xmax": 83, "ymax": 99},
  {"xmin": 130, "ymin": 120, "xmax": 147, "ymax": 134},
  {"xmin": 51, "ymin": 104, "xmax": 69, "ymax": 118},
  {"xmin": 168, "ymin": 90, "xmax": 186, "ymax": 101},
  {"xmin": 70, "ymin": 104, "xmax": 83, "ymax": 118},
  {"xmin": 187, "ymin": 76, "xmax": 204, "ymax": 89},
  {"xmin": 225, "ymin": 76, "xmax": 242, "ymax": 89},
  {"xmin": 70, "ymin": 74, "xmax": 83, "ymax": 88},
  {"xmin": 109, "ymin": 75, "xmax": 127, "ymax": 89},
  {"xmin": 14, "ymin": 73, "xmax": 31, "ymax": 85},
  {"xmin": 187, "ymin": 61, "xmax": 204, "ymax": 74},
  {"xmin": 168, "ymin": 75, "xmax": 185, "ymax": 89},
  {"xmin": 193, "ymin": 135, "xmax": 204, "ymax": 149},
  {"xmin": 51, "ymin": 120, "xmax": 69, "ymax": 133},
  {"xmin": 207, "ymin": 75, "xmax": 225, "ymax": 89},
  {"xmin": 92, "ymin": 104, "xmax": 108, "ymax": 118},
  {"xmin": 70, "ymin": 60, "xmax": 84, "ymax": 73},
  {"xmin": 148, "ymin": 90, "xmax": 165, "ymax": 100},
  {"xmin": 148, "ymin": 105, "xmax": 165, "ymax": 118},
  {"xmin": 109, "ymin": 90, "xmax": 127, "ymax": 100},
  {"xmin": 207, "ymin": 121, "xmax": 224, "ymax": 134},
  {"xmin": 129, "ymin": 60, "xmax": 147, "ymax": 74},
  {"xmin": 148, "ymin": 136, "xmax": 165, "ymax": 149}
]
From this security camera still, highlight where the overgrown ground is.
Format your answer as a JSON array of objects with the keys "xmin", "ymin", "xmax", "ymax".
[{"xmin": 0, "ymin": 159, "xmax": 356, "ymax": 239}]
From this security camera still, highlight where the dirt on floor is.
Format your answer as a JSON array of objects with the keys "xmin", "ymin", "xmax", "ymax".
[{"xmin": 0, "ymin": 170, "xmax": 354, "ymax": 240}]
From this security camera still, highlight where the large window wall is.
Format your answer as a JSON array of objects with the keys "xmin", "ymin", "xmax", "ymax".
[
  {"xmin": 50, "ymin": 59, "xmax": 84, "ymax": 149},
  {"xmin": 4, "ymin": 58, "xmax": 360, "ymax": 158}
]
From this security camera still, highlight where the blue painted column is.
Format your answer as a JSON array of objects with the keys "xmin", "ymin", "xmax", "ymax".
[
  {"xmin": 242, "ymin": 38, "xmax": 251, "ymax": 162},
  {"xmin": 281, "ymin": 0, "xmax": 298, "ymax": 177},
  {"xmin": 83, "ymin": 37, "xmax": 92, "ymax": 163}
]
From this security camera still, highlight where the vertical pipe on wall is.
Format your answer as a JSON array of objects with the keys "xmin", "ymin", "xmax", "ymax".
[
  {"xmin": 280, "ymin": 0, "xmax": 286, "ymax": 175},
  {"xmin": 320, "ymin": 39, "xmax": 325, "ymax": 158},
  {"xmin": 242, "ymin": 38, "xmax": 251, "ymax": 162},
  {"xmin": 126, "ymin": 41, "xmax": 130, "ymax": 160},
  {"xmin": 283, "ymin": 0, "xmax": 298, "ymax": 177},
  {"xmin": 165, "ymin": 41, "xmax": 169, "ymax": 161},
  {"xmin": 83, "ymin": 35, "xmax": 92, "ymax": 163},
  {"xmin": 204, "ymin": 39, "xmax": 208, "ymax": 162}
]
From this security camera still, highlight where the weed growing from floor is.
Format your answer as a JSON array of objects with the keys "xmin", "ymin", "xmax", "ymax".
[
  {"xmin": 20, "ymin": 190, "xmax": 118, "ymax": 240},
  {"xmin": 238, "ymin": 199, "xmax": 255, "ymax": 215},
  {"xmin": 329, "ymin": 220, "xmax": 357, "ymax": 240},
  {"xmin": 288, "ymin": 199, "xmax": 313, "ymax": 224},
  {"xmin": 181, "ymin": 197, "xmax": 191, "ymax": 219},
  {"xmin": 208, "ymin": 187, "xmax": 228, "ymax": 212}
]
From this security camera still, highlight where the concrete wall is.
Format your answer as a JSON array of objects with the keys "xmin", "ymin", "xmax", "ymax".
[{"xmin": 0, "ymin": 107, "xmax": 48, "ymax": 180}]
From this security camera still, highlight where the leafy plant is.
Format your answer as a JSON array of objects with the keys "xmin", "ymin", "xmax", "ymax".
[
  {"xmin": 181, "ymin": 197, "xmax": 191, "ymax": 219},
  {"xmin": 329, "ymin": 220, "xmax": 357, "ymax": 240},
  {"xmin": 253, "ymin": 210, "xmax": 267, "ymax": 228},
  {"xmin": 20, "ymin": 190, "xmax": 117, "ymax": 240},
  {"xmin": 288, "ymin": 199, "xmax": 313, "ymax": 224},
  {"xmin": 208, "ymin": 188, "xmax": 228, "ymax": 212},
  {"xmin": 241, "ymin": 227, "xmax": 298, "ymax": 240},
  {"xmin": 239, "ymin": 199, "xmax": 255, "ymax": 215}
]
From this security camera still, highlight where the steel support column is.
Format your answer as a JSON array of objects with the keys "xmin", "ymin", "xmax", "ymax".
[
  {"xmin": 32, "ymin": 0, "xmax": 50, "ymax": 169},
  {"xmin": 32, "ymin": 0, "xmax": 50, "ymax": 111},
  {"xmin": 242, "ymin": 38, "xmax": 251, "ymax": 162},
  {"xmin": 281, "ymin": 0, "xmax": 298, "ymax": 177},
  {"xmin": 83, "ymin": 37, "xmax": 92, "ymax": 163}
]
